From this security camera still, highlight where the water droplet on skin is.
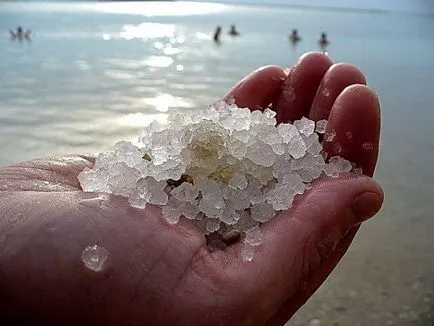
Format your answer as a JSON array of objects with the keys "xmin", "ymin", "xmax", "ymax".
[
  {"xmin": 333, "ymin": 142, "xmax": 342, "ymax": 154},
  {"xmin": 325, "ymin": 130, "xmax": 336, "ymax": 142},
  {"xmin": 362, "ymin": 142, "xmax": 374, "ymax": 151},
  {"xmin": 345, "ymin": 131, "xmax": 353, "ymax": 140},
  {"xmin": 308, "ymin": 318, "xmax": 321, "ymax": 326},
  {"xmin": 79, "ymin": 193, "xmax": 109, "ymax": 208},
  {"xmin": 81, "ymin": 245, "xmax": 109, "ymax": 272}
]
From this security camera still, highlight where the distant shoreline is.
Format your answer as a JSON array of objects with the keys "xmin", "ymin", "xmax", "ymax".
[
  {"xmin": 184, "ymin": 0, "xmax": 434, "ymax": 16},
  {"xmin": 2, "ymin": 0, "xmax": 432, "ymax": 17}
]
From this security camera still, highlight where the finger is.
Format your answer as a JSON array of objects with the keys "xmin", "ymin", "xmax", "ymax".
[
  {"xmin": 309, "ymin": 63, "xmax": 366, "ymax": 122},
  {"xmin": 323, "ymin": 85, "xmax": 381, "ymax": 177},
  {"xmin": 222, "ymin": 65, "xmax": 286, "ymax": 110},
  {"xmin": 273, "ymin": 52, "xmax": 332, "ymax": 123},
  {"xmin": 222, "ymin": 175, "xmax": 383, "ymax": 323},
  {"xmin": 266, "ymin": 227, "xmax": 359, "ymax": 325},
  {"xmin": 0, "ymin": 155, "xmax": 95, "ymax": 192}
]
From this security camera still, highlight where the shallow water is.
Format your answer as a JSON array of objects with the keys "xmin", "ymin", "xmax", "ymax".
[{"xmin": 1, "ymin": 1, "xmax": 434, "ymax": 324}]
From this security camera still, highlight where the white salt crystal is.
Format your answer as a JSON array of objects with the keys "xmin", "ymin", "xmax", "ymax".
[
  {"xmin": 245, "ymin": 141, "xmax": 276, "ymax": 167},
  {"xmin": 113, "ymin": 141, "xmax": 143, "ymax": 168},
  {"xmin": 264, "ymin": 131, "xmax": 282, "ymax": 146},
  {"xmin": 251, "ymin": 202, "xmax": 275, "ymax": 223},
  {"xmin": 170, "ymin": 182, "xmax": 199, "ymax": 204},
  {"xmin": 78, "ymin": 103, "xmax": 358, "ymax": 262},
  {"xmin": 277, "ymin": 123, "xmax": 298, "ymax": 143},
  {"xmin": 297, "ymin": 167, "xmax": 322, "ymax": 183},
  {"xmin": 225, "ymin": 188, "xmax": 250, "ymax": 210},
  {"xmin": 323, "ymin": 156, "xmax": 353, "ymax": 177},
  {"xmin": 81, "ymin": 245, "xmax": 109, "ymax": 272},
  {"xmin": 206, "ymin": 219, "xmax": 221, "ymax": 233},
  {"xmin": 315, "ymin": 119, "xmax": 328, "ymax": 134},
  {"xmin": 245, "ymin": 225, "xmax": 263, "ymax": 246},
  {"xmin": 92, "ymin": 152, "xmax": 115, "ymax": 170},
  {"xmin": 241, "ymin": 242, "xmax": 255, "ymax": 262},
  {"xmin": 294, "ymin": 117, "xmax": 315, "ymax": 136},
  {"xmin": 162, "ymin": 204, "xmax": 181, "ymax": 224},
  {"xmin": 78, "ymin": 168, "xmax": 110, "ymax": 193},
  {"xmin": 129, "ymin": 178, "xmax": 168, "ymax": 209},
  {"xmin": 287, "ymin": 134, "xmax": 306, "ymax": 159},
  {"xmin": 107, "ymin": 162, "xmax": 140, "ymax": 195},
  {"xmin": 305, "ymin": 133, "xmax": 322, "ymax": 155},
  {"xmin": 220, "ymin": 207, "xmax": 240, "ymax": 225},
  {"xmin": 198, "ymin": 194, "xmax": 225, "ymax": 216},
  {"xmin": 234, "ymin": 211, "xmax": 258, "ymax": 231},
  {"xmin": 313, "ymin": 155, "xmax": 325, "ymax": 166},
  {"xmin": 179, "ymin": 201, "xmax": 200, "ymax": 219},
  {"xmin": 263, "ymin": 108, "xmax": 277, "ymax": 119},
  {"xmin": 329, "ymin": 156, "xmax": 352, "ymax": 173},
  {"xmin": 228, "ymin": 173, "xmax": 248, "ymax": 190},
  {"xmin": 271, "ymin": 143, "xmax": 285, "ymax": 155},
  {"xmin": 266, "ymin": 183, "xmax": 295, "ymax": 210},
  {"xmin": 340, "ymin": 159, "xmax": 353, "ymax": 173},
  {"xmin": 291, "ymin": 157, "xmax": 304, "ymax": 171},
  {"xmin": 323, "ymin": 162, "xmax": 339, "ymax": 178}
]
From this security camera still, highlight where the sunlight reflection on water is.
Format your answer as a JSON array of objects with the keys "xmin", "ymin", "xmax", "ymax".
[{"xmin": 120, "ymin": 23, "xmax": 176, "ymax": 40}]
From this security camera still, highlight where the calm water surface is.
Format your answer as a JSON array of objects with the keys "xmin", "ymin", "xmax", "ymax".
[{"xmin": 0, "ymin": 1, "xmax": 433, "ymax": 324}]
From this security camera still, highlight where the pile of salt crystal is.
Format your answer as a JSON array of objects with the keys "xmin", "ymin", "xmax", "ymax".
[{"xmin": 78, "ymin": 103, "xmax": 358, "ymax": 262}]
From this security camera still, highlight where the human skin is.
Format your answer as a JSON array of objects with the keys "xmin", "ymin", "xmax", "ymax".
[{"xmin": 0, "ymin": 52, "xmax": 383, "ymax": 326}]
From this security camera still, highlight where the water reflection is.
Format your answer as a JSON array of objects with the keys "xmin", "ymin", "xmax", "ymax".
[
  {"xmin": 96, "ymin": 1, "xmax": 228, "ymax": 16},
  {"xmin": 120, "ymin": 23, "xmax": 175, "ymax": 40},
  {"xmin": 1, "ymin": 1, "xmax": 229, "ymax": 16},
  {"xmin": 117, "ymin": 112, "xmax": 168, "ymax": 127},
  {"xmin": 143, "ymin": 55, "xmax": 174, "ymax": 68},
  {"xmin": 143, "ymin": 93, "xmax": 194, "ymax": 112}
]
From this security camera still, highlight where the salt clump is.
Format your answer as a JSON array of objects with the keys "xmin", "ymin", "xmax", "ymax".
[
  {"xmin": 81, "ymin": 245, "xmax": 109, "ymax": 272},
  {"xmin": 78, "ymin": 103, "xmax": 356, "ymax": 261}
]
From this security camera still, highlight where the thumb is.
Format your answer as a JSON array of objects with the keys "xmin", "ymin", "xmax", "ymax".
[
  {"xmin": 262, "ymin": 174, "xmax": 383, "ymax": 266},
  {"xmin": 229, "ymin": 174, "xmax": 383, "ymax": 322}
]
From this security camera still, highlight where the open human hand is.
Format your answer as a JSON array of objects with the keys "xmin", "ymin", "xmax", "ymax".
[{"xmin": 0, "ymin": 52, "xmax": 383, "ymax": 326}]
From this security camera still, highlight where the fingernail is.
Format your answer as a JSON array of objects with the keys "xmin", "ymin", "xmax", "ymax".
[{"xmin": 351, "ymin": 192, "xmax": 382, "ymax": 221}]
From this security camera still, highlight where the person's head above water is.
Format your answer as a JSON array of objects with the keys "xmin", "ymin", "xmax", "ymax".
[
  {"xmin": 213, "ymin": 25, "xmax": 222, "ymax": 42},
  {"xmin": 319, "ymin": 32, "xmax": 329, "ymax": 44},
  {"xmin": 229, "ymin": 24, "xmax": 239, "ymax": 35},
  {"xmin": 17, "ymin": 26, "xmax": 23, "ymax": 34},
  {"xmin": 290, "ymin": 29, "xmax": 301, "ymax": 42}
]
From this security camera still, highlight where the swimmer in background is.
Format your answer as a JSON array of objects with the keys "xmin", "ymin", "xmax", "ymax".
[
  {"xmin": 318, "ymin": 32, "xmax": 329, "ymax": 48},
  {"xmin": 228, "ymin": 24, "xmax": 240, "ymax": 36},
  {"xmin": 289, "ymin": 29, "xmax": 301, "ymax": 44},
  {"xmin": 9, "ymin": 26, "xmax": 31, "ymax": 40},
  {"xmin": 213, "ymin": 25, "xmax": 222, "ymax": 43}
]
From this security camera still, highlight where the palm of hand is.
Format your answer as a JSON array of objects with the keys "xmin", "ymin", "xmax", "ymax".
[{"xmin": 0, "ymin": 53, "xmax": 383, "ymax": 326}]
